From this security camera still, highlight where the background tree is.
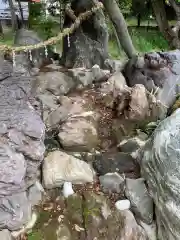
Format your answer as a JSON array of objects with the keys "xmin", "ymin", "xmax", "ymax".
[
  {"xmin": 7, "ymin": 0, "xmax": 18, "ymax": 31},
  {"xmin": 103, "ymin": 0, "xmax": 136, "ymax": 58},
  {"xmin": 17, "ymin": 0, "xmax": 24, "ymax": 26}
]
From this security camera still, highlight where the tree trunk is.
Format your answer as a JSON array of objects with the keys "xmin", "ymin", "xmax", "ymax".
[
  {"xmin": 17, "ymin": 0, "xmax": 24, "ymax": 26},
  {"xmin": 137, "ymin": 13, "xmax": 141, "ymax": 27},
  {"xmin": 0, "ymin": 20, "xmax": 3, "ymax": 36},
  {"xmin": 103, "ymin": 0, "xmax": 136, "ymax": 59},
  {"xmin": 61, "ymin": 0, "xmax": 109, "ymax": 69},
  {"xmin": 151, "ymin": 0, "xmax": 180, "ymax": 48},
  {"xmin": 169, "ymin": 0, "xmax": 180, "ymax": 20},
  {"xmin": 8, "ymin": 0, "xmax": 17, "ymax": 31},
  {"xmin": 169, "ymin": 0, "xmax": 180, "ymax": 38}
]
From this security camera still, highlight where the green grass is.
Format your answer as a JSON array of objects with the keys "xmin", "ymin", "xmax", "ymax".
[
  {"xmin": 0, "ymin": 30, "xmax": 14, "ymax": 45},
  {"xmin": 126, "ymin": 17, "xmax": 176, "ymax": 27},
  {"xmin": 109, "ymin": 28, "xmax": 169, "ymax": 59},
  {"xmin": 0, "ymin": 22, "xmax": 169, "ymax": 61}
]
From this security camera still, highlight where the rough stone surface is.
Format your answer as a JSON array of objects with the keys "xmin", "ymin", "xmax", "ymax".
[
  {"xmin": 139, "ymin": 221, "xmax": 157, "ymax": 240},
  {"xmin": 14, "ymin": 28, "xmax": 59, "ymax": 68},
  {"xmin": 0, "ymin": 57, "xmax": 45, "ymax": 230},
  {"xmin": 0, "ymin": 192, "xmax": 31, "ymax": 231},
  {"xmin": 37, "ymin": 71, "xmax": 75, "ymax": 96},
  {"xmin": 99, "ymin": 172, "xmax": 125, "ymax": 193},
  {"xmin": 104, "ymin": 58, "xmax": 126, "ymax": 73},
  {"xmin": 128, "ymin": 84, "xmax": 149, "ymax": 120},
  {"xmin": 29, "ymin": 192, "xmax": 147, "ymax": 239},
  {"xmin": 125, "ymin": 178, "xmax": 153, "ymax": 224},
  {"xmin": 141, "ymin": 109, "xmax": 180, "ymax": 239},
  {"xmin": 61, "ymin": 0, "xmax": 109, "ymax": 68},
  {"xmin": 58, "ymin": 117, "xmax": 99, "ymax": 152},
  {"xmin": 118, "ymin": 137, "xmax": 146, "ymax": 154},
  {"xmin": 43, "ymin": 151, "xmax": 95, "ymax": 189},
  {"xmin": 28, "ymin": 182, "xmax": 42, "ymax": 206},
  {"xmin": 68, "ymin": 65, "xmax": 110, "ymax": 87},
  {"xmin": 99, "ymin": 71, "xmax": 127, "ymax": 108},
  {"xmin": 124, "ymin": 50, "xmax": 180, "ymax": 109},
  {"xmin": 0, "ymin": 229, "xmax": 12, "ymax": 240},
  {"xmin": 93, "ymin": 152, "xmax": 140, "ymax": 178}
]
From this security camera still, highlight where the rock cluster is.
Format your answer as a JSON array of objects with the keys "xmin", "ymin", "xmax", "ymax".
[{"xmin": 2, "ymin": 48, "xmax": 180, "ymax": 239}]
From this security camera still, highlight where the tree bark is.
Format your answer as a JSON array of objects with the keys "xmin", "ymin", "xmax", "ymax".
[
  {"xmin": 0, "ymin": 20, "xmax": 3, "ymax": 36},
  {"xmin": 151, "ymin": 0, "xmax": 180, "ymax": 49},
  {"xmin": 61, "ymin": 0, "xmax": 109, "ymax": 69},
  {"xmin": 8, "ymin": 0, "xmax": 18, "ymax": 31},
  {"xmin": 169, "ymin": 0, "xmax": 180, "ymax": 38},
  {"xmin": 17, "ymin": 0, "xmax": 24, "ymax": 26},
  {"xmin": 137, "ymin": 13, "xmax": 141, "ymax": 27},
  {"xmin": 103, "ymin": 0, "xmax": 136, "ymax": 59},
  {"xmin": 169, "ymin": 0, "xmax": 180, "ymax": 20}
]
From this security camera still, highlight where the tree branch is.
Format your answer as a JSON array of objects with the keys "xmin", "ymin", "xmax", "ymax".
[{"xmin": 169, "ymin": 0, "xmax": 180, "ymax": 20}]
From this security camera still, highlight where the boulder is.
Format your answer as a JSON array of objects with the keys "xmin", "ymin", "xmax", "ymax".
[
  {"xmin": 118, "ymin": 136, "xmax": 147, "ymax": 155},
  {"xmin": 14, "ymin": 28, "xmax": 59, "ymax": 68},
  {"xmin": 0, "ymin": 229, "xmax": 12, "ymax": 240},
  {"xmin": 141, "ymin": 109, "xmax": 180, "ymax": 239},
  {"xmin": 119, "ymin": 210, "xmax": 147, "ymax": 240},
  {"xmin": 139, "ymin": 221, "xmax": 157, "ymax": 240},
  {"xmin": 28, "ymin": 182, "xmax": 42, "ymax": 206},
  {"xmin": 58, "ymin": 117, "xmax": 99, "ymax": 152},
  {"xmin": 93, "ymin": 152, "xmax": 140, "ymax": 178},
  {"xmin": 127, "ymin": 84, "xmax": 149, "ymax": 120},
  {"xmin": 0, "ymin": 192, "xmax": 31, "ymax": 231},
  {"xmin": 99, "ymin": 172, "xmax": 125, "ymax": 193},
  {"xmin": 125, "ymin": 178, "xmax": 153, "ymax": 224},
  {"xmin": 99, "ymin": 71, "xmax": 128, "ymax": 108},
  {"xmin": 124, "ymin": 50, "xmax": 180, "ymax": 109},
  {"xmin": 43, "ymin": 151, "xmax": 95, "ymax": 189},
  {"xmin": 104, "ymin": 58, "xmax": 126, "ymax": 73},
  {"xmin": 0, "ymin": 56, "xmax": 45, "ymax": 230},
  {"xmin": 68, "ymin": 65, "xmax": 110, "ymax": 87},
  {"xmin": 36, "ymin": 71, "xmax": 76, "ymax": 96}
]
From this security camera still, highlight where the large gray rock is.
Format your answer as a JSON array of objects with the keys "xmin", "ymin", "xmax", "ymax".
[
  {"xmin": 141, "ymin": 109, "xmax": 180, "ymax": 239},
  {"xmin": 68, "ymin": 65, "xmax": 110, "ymax": 87},
  {"xmin": 93, "ymin": 152, "xmax": 140, "ymax": 178},
  {"xmin": 125, "ymin": 178, "xmax": 153, "ymax": 224},
  {"xmin": 124, "ymin": 50, "xmax": 180, "ymax": 109},
  {"xmin": 58, "ymin": 117, "xmax": 99, "ymax": 152},
  {"xmin": 14, "ymin": 28, "xmax": 59, "ymax": 68},
  {"xmin": 0, "ymin": 229, "xmax": 12, "ymax": 240},
  {"xmin": 99, "ymin": 172, "xmax": 125, "ymax": 194},
  {"xmin": 104, "ymin": 58, "xmax": 125, "ymax": 73},
  {"xmin": 36, "ymin": 71, "xmax": 76, "ymax": 96},
  {"xmin": 0, "ymin": 57, "xmax": 45, "ymax": 230},
  {"xmin": 28, "ymin": 182, "xmax": 42, "ymax": 206},
  {"xmin": 0, "ymin": 192, "xmax": 31, "ymax": 231},
  {"xmin": 43, "ymin": 151, "xmax": 95, "ymax": 189}
]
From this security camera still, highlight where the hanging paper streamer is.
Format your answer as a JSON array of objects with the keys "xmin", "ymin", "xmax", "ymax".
[
  {"xmin": 44, "ymin": 45, "xmax": 48, "ymax": 58},
  {"xmin": 12, "ymin": 50, "xmax": 16, "ymax": 67},
  {"xmin": 44, "ymin": 0, "xmax": 48, "ymax": 19},
  {"xmin": 54, "ymin": 46, "xmax": 57, "ymax": 53},
  {"xmin": 68, "ymin": 34, "xmax": 70, "ymax": 48},
  {"xmin": 29, "ymin": 50, "xmax": 33, "ymax": 62}
]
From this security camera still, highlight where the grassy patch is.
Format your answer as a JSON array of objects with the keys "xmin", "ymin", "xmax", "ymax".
[
  {"xmin": 0, "ymin": 23, "xmax": 169, "ymax": 60},
  {"xmin": 109, "ymin": 28, "xmax": 169, "ymax": 59},
  {"xmin": 0, "ymin": 30, "xmax": 14, "ymax": 45}
]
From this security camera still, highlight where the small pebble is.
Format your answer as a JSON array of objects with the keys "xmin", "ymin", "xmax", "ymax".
[
  {"xmin": 62, "ymin": 182, "xmax": 75, "ymax": 198},
  {"xmin": 115, "ymin": 199, "xmax": 130, "ymax": 210}
]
